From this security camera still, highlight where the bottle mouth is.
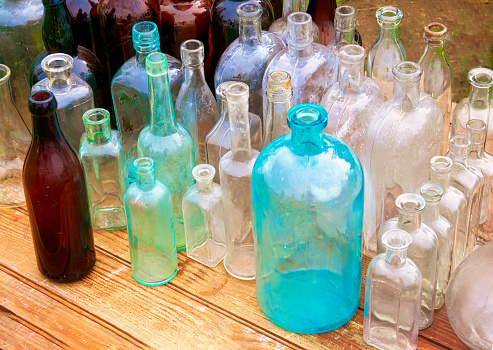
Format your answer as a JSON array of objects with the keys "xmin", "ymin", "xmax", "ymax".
[
  {"xmin": 134, "ymin": 157, "xmax": 155, "ymax": 175},
  {"xmin": 395, "ymin": 193, "xmax": 425, "ymax": 213},
  {"xmin": 392, "ymin": 61, "xmax": 422, "ymax": 82},
  {"xmin": 237, "ymin": 1, "xmax": 262, "ymax": 19},
  {"xmin": 287, "ymin": 12, "xmax": 314, "ymax": 47},
  {"xmin": 430, "ymin": 155, "xmax": 453, "ymax": 173},
  {"xmin": 226, "ymin": 82, "xmax": 249, "ymax": 104},
  {"xmin": 83, "ymin": 108, "xmax": 110, "ymax": 126},
  {"xmin": 376, "ymin": 6, "xmax": 403, "ymax": 26},
  {"xmin": 146, "ymin": 52, "xmax": 169, "ymax": 76},
  {"xmin": 216, "ymin": 81, "xmax": 234, "ymax": 102},
  {"xmin": 339, "ymin": 44, "xmax": 366, "ymax": 64},
  {"xmin": 449, "ymin": 135, "xmax": 471, "ymax": 156},
  {"xmin": 192, "ymin": 164, "xmax": 215, "ymax": 182},
  {"xmin": 335, "ymin": 5, "xmax": 356, "ymax": 31},
  {"xmin": 267, "ymin": 70, "xmax": 292, "ymax": 95},
  {"xmin": 419, "ymin": 182, "xmax": 443, "ymax": 203},
  {"xmin": 41, "ymin": 53, "xmax": 74, "ymax": 74},
  {"xmin": 181, "ymin": 39, "xmax": 204, "ymax": 66},
  {"xmin": 0, "ymin": 64, "xmax": 10, "ymax": 85},
  {"xmin": 133, "ymin": 21, "xmax": 160, "ymax": 52},
  {"xmin": 287, "ymin": 104, "xmax": 327, "ymax": 132},
  {"xmin": 424, "ymin": 22, "xmax": 447, "ymax": 38},
  {"xmin": 382, "ymin": 229, "xmax": 412, "ymax": 251},
  {"xmin": 468, "ymin": 68, "xmax": 493, "ymax": 88},
  {"xmin": 466, "ymin": 119, "xmax": 487, "ymax": 145},
  {"xmin": 29, "ymin": 90, "xmax": 58, "ymax": 115}
]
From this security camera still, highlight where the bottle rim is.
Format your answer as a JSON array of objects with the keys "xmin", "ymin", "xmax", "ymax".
[
  {"xmin": 335, "ymin": 5, "xmax": 356, "ymax": 32},
  {"xmin": 216, "ymin": 81, "xmax": 234, "ymax": 101},
  {"xmin": 287, "ymin": 103, "xmax": 327, "ymax": 132},
  {"xmin": 0, "ymin": 64, "xmax": 10, "ymax": 85},
  {"xmin": 192, "ymin": 164, "xmax": 215, "ymax": 182},
  {"xmin": 225, "ymin": 82, "xmax": 249, "ymax": 103},
  {"xmin": 180, "ymin": 39, "xmax": 205, "ymax": 66},
  {"xmin": 339, "ymin": 45, "xmax": 366, "ymax": 64},
  {"xmin": 376, "ymin": 6, "xmax": 403, "ymax": 25},
  {"xmin": 134, "ymin": 157, "xmax": 155, "ymax": 175},
  {"xmin": 395, "ymin": 193, "xmax": 426, "ymax": 213},
  {"xmin": 392, "ymin": 61, "xmax": 422, "ymax": 82},
  {"xmin": 267, "ymin": 70, "xmax": 293, "ymax": 99},
  {"xmin": 430, "ymin": 156, "xmax": 453, "ymax": 173},
  {"xmin": 424, "ymin": 23, "xmax": 447, "ymax": 38},
  {"xmin": 448, "ymin": 135, "xmax": 472, "ymax": 157},
  {"xmin": 146, "ymin": 52, "xmax": 169, "ymax": 75},
  {"xmin": 466, "ymin": 119, "xmax": 487, "ymax": 145},
  {"xmin": 237, "ymin": 1, "xmax": 262, "ymax": 19},
  {"xmin": 468, "ymin": 68, "xmax": 493, "ymax": 89},
  {"xmin": 381, "ymin": 229, "xmax": 412, "ymax": 251},
  {"xmin": 82, "ymin": 108, "xmax": 110, "ymax": 126},
  {"xmin": 29, "ymin": 90, "xmax": 58, "ymax": 114},
  {"xmin": 287, "ymin": 12, "xmax": 314, "ymax": 47},
  {"xmin": 133, "ymin": 21, "xmax": 160, "ymax": 52},
  {"xmin": 419, "ymin": 182, "xmax": 444, "ymax": 203},
  {"xmin": 41, "ymin": 53, "xmax": 74, "ymax": 74}
]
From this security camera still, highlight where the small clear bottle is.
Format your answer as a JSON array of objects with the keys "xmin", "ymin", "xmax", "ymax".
[
  {"xmin": 367, "ymin": 6, "xmax": 406, "ymax": 100},
  {"xmin": 418, "ymin": 23, "xmax": 452, "ymax": 155},
  {"xmin": 377, "ymin": 193, "xmax": 438, "ymax": 329},
  {"xmin": 79, "ymin": 108, "xmax": 126, "ymax": 230},
  {"xmin": 219, "ymin": 82, "xmax": 259, "ymax": 280},
  {"xmin": 364, "ymin": 229, "xmax": 422, "ymax": 350},
  {"xmin": 175, "ymin": 40, "xmax": 220, "ymax": 165},
  {"xmin": 31, "ymin": 53, "xmax": 95, "ymax": 151},
  {"xmin": 327, "ymin": 6, "xmax": 356, "ymax": 60},
  {"xmin": 183, "ymin": 164, "xmax": 226, "ymax": 267},
  {"xmin": 124, "ymin": 157, "xmax": 178, "ymax": 286}
]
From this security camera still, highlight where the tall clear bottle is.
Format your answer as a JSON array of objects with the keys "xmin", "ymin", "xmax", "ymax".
[
  {"xmin": 79, "ymin": 108, "xmax": 126, "ymax": 230},
  {"xmin": 137, "ymin": 52, "xmax": 195, "ymax": 251},
  {"xmin": 367, "ymin": 6, "xmax": 406, "ymax": 101},
  {"xmin": 32, "ymin": 53, "xmax": 95, "ymax": 151},
  {"xmin": 219, "ymin": 82, "xmax": 259, "ymax": 280},
  {"xmin": 364, "ymin": 229, "xmax": 422, "ymax": 350},
  {"xmin": 176, "ymin": 40, "xmax": 220, "ymax": 165},
  {"xmin": 418, "ymin": 23, "xmax": 452, "ymax": 155},
  {"xmin": 327, "ymin": 6, "xmax": 356, "ymax": 60}
]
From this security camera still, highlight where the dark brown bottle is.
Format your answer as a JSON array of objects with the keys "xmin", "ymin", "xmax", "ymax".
[{"xmin": 23, "ymin": 91, "xmax": 95, "ymax": 283}]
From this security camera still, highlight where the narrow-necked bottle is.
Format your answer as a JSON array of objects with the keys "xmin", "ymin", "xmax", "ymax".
[
  {"xmin": 32, "ymin": 53, "xmax": 95, "ymax": 152},
  {"xmin": 124, "ymin": 157, "xmax": 178, "ymax": 285},
  {"xmin": 327, "ymin": 5, "xmax": 356, "ymax": 60},
  {"xmin": 137, "ymin": 52, "xmax": 195, "ymax": 251},
  {"xmin": 418, "ymin": 23, "xmax": 452, "ymax": 155},
  {"xmin": 367, "ymin": 6, "xmax": 406, "ymax": 101},
  {"xmin": 23, "ymin": 91, "xmax": 95, "ymax": 282},
  {"xmin": 176, "ymin": 40, "xmax": 220, "ymax": 165},
  {"xmin": 79, "ymin": 108, "xmax": 126, "ymax": 230},
  {"xmin": 220, "ymin": 82, "xmax": 259, "ymax": 280}
]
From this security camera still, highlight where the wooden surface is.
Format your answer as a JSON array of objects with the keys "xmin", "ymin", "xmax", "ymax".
[{"xmin": 0, "ymin": 206, "xmax": 480, "ymax": 349}]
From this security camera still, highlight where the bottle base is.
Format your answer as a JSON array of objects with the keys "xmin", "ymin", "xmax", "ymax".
[
  {"xmin": 132, "ymin": 268, "xmax": 178, "ymax": 287},
  {"xmin": 223, "ymin": 245, "xmax": 255, "ymax": 280}
]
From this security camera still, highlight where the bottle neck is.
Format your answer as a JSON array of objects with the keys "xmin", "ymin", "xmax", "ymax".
[
  {"xmin": 282, "ymin": 0, "xmax": 305, "ymax": 18},
  {"xmin": 470, "ymin": 140, "xmax": 485, "ymax": 158},
  {"xmin": 449, "ymin": 150, "xmax": 469, "ymax": 166},
  {"xmin": 32, "ymin": 111, "xmax": 65, "ymax": 144},
  {"xmin": 0, "ymin": 77, "xmax": 11, "ymax": 103},
  {"xmin": 183, "ymin": 63, "xmax": 206, "ymax": 87},
  {"xmin": 392, "ymin": 79, "xmax": 421, "ymax": 111},
  {"xmin": 239, "ymin": 17, "xmax": 262, "ymax": 44},
  {"xmin": 430, "ymin": 170, "xmax": 451, "ymax": 192},
  {"xmin": 42, "ymin": 1, "xmax": 77, "ymax": 56},
  {"xmin": 339, "ymin": 59, "xmax": 364, "ymax": 93},
  {"xmin": 289, "ymin": 129, "xmax": 325, "ymax": 156},
  {"xmin": 196, "ymin": 178, "xmax": 214, "ymax": 194},
  {"xmin": 46, "ymin": 70, "xmax": 73, "ymax": 91},
  {"xmin": 149, "ymin": 70, "xmax": 176, "ymax": 135},
  {"xmin": 136, "ymin": 171, "xmax": 155, "ymax": 191},
  {"xmin": 398, "ymin": 210, "xmax": 421, "ymax": 232},
  {"xmin": 228, "ymin": 98, "xmax": 252, "ymax": 161},
  {"xmin": 422, "ymin": 200, "xmax": 440, "ymax": 222},
  {"xmin": 84, "ymin": 121, "xmax": 111, "ymax": 145},
  {"xmin": 385, "ymin": 246, "xmax": 408, "ymax": 266},
  {"xmin": 468, "ymin": 85, "xmax": 491, "ymax": 124},
  {"xmin": 334, "ymin": 28, "xmax": 355, "ymax": 46},
  {"xmin": 136, "ymin": 48, "xmax": 160, "ymax": 65},
  {"xmin": 288, "ymin": 44, "xmax": 314, "ymax": 59},
  {"xmin": 378, "ymin": 23, "xmax": 399, "ymax": 41}
]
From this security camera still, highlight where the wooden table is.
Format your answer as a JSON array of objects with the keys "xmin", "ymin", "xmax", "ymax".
[{"xmin": 0, "ymin": 206, "xmax": 475, "ymax": 349}]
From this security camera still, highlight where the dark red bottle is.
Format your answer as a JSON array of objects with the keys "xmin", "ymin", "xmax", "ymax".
[{"xmin": 23, "ymin": 91, "xmax": 95, "ymax": 283}]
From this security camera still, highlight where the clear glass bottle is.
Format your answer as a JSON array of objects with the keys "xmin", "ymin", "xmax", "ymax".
[
  {"xmin": 219, "ymin": 82, "xmax": 259, "ymax": 280},
  {"xmin": 79, "ymin": 108, "xmax": 126, "ymax": 230},
  {"xmin": 0, "ymin": 64, "xmax": 31, "ymax": 208},
  {"xmin": 111, "ymin": 21, "xmax": 183, "ymax": 185},
  {"xmin": 327, "ymin": 5, "xmax": 356, "ymax": 60},
  {"xmin": 418, "ymin": 23, "xmax": 452, "ymax": 155},
  {"xmin": 367, "ymin": 6, "xmax": 406, "ymax": 101},
  {"xmin": 137, "ymin": 52, "xmax": 195, "ymax": 251},
  {"xmin": 124, "ymin": 157, "xmax": 178, "ymax": 286},
  {"xmin": 376, "ymin": 193, "xmax": 438, "ymax": 329},
  {"xmin": 322, "ymin": 44, "xmax": 384, "ymax": 160},
  {"xmin": 451, "ymin": 68, "xmax": 493, "ymax": 154},
  {"xmin": 363, "ymin": 61, "xmax": 443, "ymax": 255},
  {"xmin": 182, "ymin": 164, "xmax": 226, "ymax": 267},
  {"xmin": 205, "ymin": 81, "xmax": 262, "ymax": 183},
  {"xmin": 363, "ymin": 229, "xmax": 422, "ymax": 350},
  {"xmin": 418, "ymin": 182, "xmax": 453, "ymax": 309},
  {"xmin": 214, "ymin": 2, "xmax": 285, "ymax": 122},
  {"xmin": 32, "ymin": 53, "xmax": 95, "ymax": 152},
  {"xmin": 176, "ymin": 40, "xmax": 220, "ymax": 165}
]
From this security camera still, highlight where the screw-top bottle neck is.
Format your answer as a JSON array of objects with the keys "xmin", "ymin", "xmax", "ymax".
[
  {"xmin": 334, "ymin": 5, "xmax": 356, "ymax": 46},
  {"xmin": 42, "ymin": 0, "xmax": 78, "ymax": 56},
  {"xmin": 193, "ymin": 164, "xmax": 215, "ymax": 194},
  {"xmin": 133, "ymin": 21, "xmax": 161, "ymax": 64},
  {"xmin": 29, "ymin": 90, "xmax": 65, "ymax": 143},
  {"xmin": 287, "ymin": 12, "xmax": 314, "ymax": 58},
  {"xmin": 338, "ymin": 45, "xmax": 365, "ymax": 93},
  {"xmin": 429, "ymin": 155, "xmax": 453, "ymax": 193},
  {"xmin": 41, "ymin": 53, "xmax": 74, "ymax": 90},
  {"xmin": 382, "ymin": 229, "xmax": 412, "ymax": 266},
  {"xmin": 181, "ymin": 40, "xmax": 206, "ymax": 86},
  {"xmin": 448, "ymin": 135, "xmax": 471, "ymax": 166},
  {"xmin": 287, "ymin": 104, "xmax": 327, "ymax": 156},
  {"xmin": 392, "ymin": 61, "xmax": 422, "ymax": 111},
  {"xmin": 135, "ymin": 157, "xmax": 156, "ymax": 191},
  {"xmin": 237, "ymin": 2, "xmax": 262, "ymax": 44},
  {"xmin": 396, "ymin": 193, "xmax": 425, "ymax": 232},
  {"xmin": 467, "ymin": 68, "xmax": 493, "ymax": 126},
  {"xmin": 82, "ymin": 108, "xmax": 112, "ymax": 145},
  {"xmin": 225, "ymin": 82, "xmax": 253, "ymax": 161},
  {"xmin": 420, "ymin": 182, "xmax": 443, "ymax": 222},
  {"xmin": 466, "ymin": 119, "xmax": 487, "ymax": 158}
]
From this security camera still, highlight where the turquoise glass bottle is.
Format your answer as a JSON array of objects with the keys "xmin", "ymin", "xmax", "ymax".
[
  {"xmin": 252, "ymin": 103, "xmax": 364, "ymax": 333},
  {"xmin": 137, "ymin": 52, "xmax": 195, "ymax": 251}
]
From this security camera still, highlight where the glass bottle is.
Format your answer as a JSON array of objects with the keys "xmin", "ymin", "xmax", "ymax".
[
  {"xmin": 176, "ymin": 40, "xmax": 220, "ymax": 165},
  {"xmin": 66, "ymin": 0, "xmax": 99, "ymax": 56},
  {"xmin": 0, "ymin": 64, "xmax": 31, "ymax": 208},
  {"xmin": 367, "ymin": 6, "xmax": 406, "ymax": 101},
  {"xmin": 32, "ymin": 53, "xmax": 95, "ymax": 152},
  {"xmin": 182, "ymin": 164, "xmax": 226, "ymax": 267},
  {"xmin": 327, "ymin": 5, "xmax": 356, "ymax": 60},
  {"xmin": 252, "ymin": 103, "xmax": 364, "ymax": 333},
  {"xmin": 111, "ymin": 21, "xmax": 183, "ymax": 185},
  {"xmin": 376, "ymin": 193, "xmax": 438, "ymax": 329},
  {"xmin": 23, "ymin": 91, "xmax": 95, "ymax": 282},
  {"xmin": 363, "ymin": 229, "xmax": 422, "ymax": 350},
  {"xmin": 322, "ymin": 44, "xmax": 384, "ymax": 160},
  {"xmin": 124, "ymin": 157, "xmax": 178, "ymax": 285},
  {"xmin": 214, "ymin": 2, "xmax": 285, "ymax": 121},
  {"xmin": 418, "ymin": 182, "xmax": 453, "ymax": 310},
  {"xmin": 219, "ymin": 82, "xmax": 259, "ymax": 280},
  {"xmin": 418, "ymin": 23, "xmax": 452, "ymax": 155},
  {"xmin": 205, "ymin": 81, "xmax": 262, "ymax": 183},
  {"xmin": 137, "ymin": 52, "xmax": 195, "ymax": 251},
  {"xmin": 79, "ymin": 108, "xmax": 126, "ymax": 230}
]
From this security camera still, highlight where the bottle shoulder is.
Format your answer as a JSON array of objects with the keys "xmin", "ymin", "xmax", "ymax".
[
  {"xmin": 368, "ymin": 255, "xmax": 422, "ymax": 289},
  {"xmin": 125, "ymin": 180, "xmax": 172, "ymax": 206},
  {"xmin": 79, "ymin": 131, "xmax": 123, "ymax": 158}
]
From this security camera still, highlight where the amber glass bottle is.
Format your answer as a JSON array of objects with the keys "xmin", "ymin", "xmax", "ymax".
[{"xmin": 23, "ymin": 91, "xmax": 95, "ymax": 282}]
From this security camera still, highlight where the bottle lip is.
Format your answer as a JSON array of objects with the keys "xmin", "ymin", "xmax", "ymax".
[
  {"xmin": 134, "ymin": 157, "xmax": 155, "ymax": 175},
  {"xmin": 376, "ymin": 6, "xmax": 403, "ymax": 25},
  {"xmin": 216, "ymin": 81, "xmax": 234, "ymax": 102},
  {"xmin": 287, "ymin": 12, "xmax": 314, "ymax": 47},
  {"xmin": 133, "ymin": 21, "xmax": 160, "ymax": 52},
  {"xmin": 180, "ymin": 39, "xmax": 204, "ymax": 66},
  {"xmin": 466, "ymin": 119, "xmax": 487, "ymax": 145},
  {"xmin": 29, "ymin": 90, "xmax": 58, "ymax": 115},
  {"xmin": 237, "ymin": 1, "xmax": 262, "ymax": 19},
  {"xmin": 392, "ymin": 61, "xmax": 422, "ymax": 82},
  {"xmin": 335, "ymin": 5, "xmax": 356, "ymax": 31},
  {"xmin": 382, "ymin": 229, "xmax": 412, "ymax": 251},
  {"xmin": 468, "ymin": 67, "xmax": 493, "ymax": 88},
  {"xmin": 267, "ymin": 70, "xmax": 292, "ymax": 94},
  {"xmin": 430, "ymin": 155, "xmax": 453, "ymax": 173},
  {"xmin": 287, "ymin": 103, "xmax": 328, "ymax": 132},
  {"xmin": 395, "ymin": 193, "xmax": 426, "ymax": 213},
  {"xmin": 225, "ymin": 82, "xmax": 249, "ymax": 104},
  {"xmin": 419, "ymin": 182, "xmax": 444, "ymax": 203},
  {"xmin": 424, "ymin": 22, "xmax": 447, "ymax": 38},
  {"xmin": 192, "ymin": 164, "xmax": 215, "ymax": 182},
  {"xmin": 449, "ymin": 134, "xmax": 472, "ymax": 150},
  {"xmin": 339, "ymin": 44, "xmax": 366, "ymax": 64},
  {"xmin": 83, "ymin": 108, "xmax": 110, "ymax": 127},
  {"xmin": 41, "ymin": 53, "xmax": 74, "ymax": 74},
  {"xmin": 146, "ymin": 52, "xmax": 169, "ymax": 76},
  {"xmin": 0, "ymin": 64, "xmax": 10, "ymax": 85}
]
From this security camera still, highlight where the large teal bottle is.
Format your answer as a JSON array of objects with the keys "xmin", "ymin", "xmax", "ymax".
[{"xmin": 252, "ymin": 103, "xmax": 364, "ymax": 333}]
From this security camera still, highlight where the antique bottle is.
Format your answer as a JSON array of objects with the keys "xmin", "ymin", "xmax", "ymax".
[
  {"xmin": 418, "ymin": 23, "xmax": 452, "ymax": 155},
  {"xmin": 214, "ymin": 2, "xmax": 285, "ymax": 121},
  {"xmin": 124, "ymin": 157, "xmax": 178, "ymax": 285},
  {"xmin": 377, "ymin": 193, "xmax": 438, "ymax": 329},
  {"xmin": 182, "ymin": 164, "xmax": 226, "ymax": 267},
  {"xmin": 327, "ymin": 5, "xmax": 356, "ymax": 61},
  {"xmin": 0, "ymin": 64, "xmax": 31, "ymax": 208},
  {"xmin": 176, "ymin": 40, "xmax": 220, "ymax": 164},
  {"xmin": 137, "ymin": 52, "xmax": 195, "ymax": 251},
  {"xmin": 205, "ymin": 81, "xmax": 262, "ymax": 183},
  {"xmin": 367, "ymin": 6, "xmax": 406, "ymax": 101},
  {"xmin": 252, "ymin": 103, "xmax": 364, "ymax": 333},
  {"xmin": 364, "ymin": 229, "xmax": 422, "ymax": 350},
  {"xmin": 418, "ymin": 182, "xmax": 453, "ymax": 309},
  {"xmin": 219, "ymin": 82, "xmax": 259, "ymax": 280},
  {"xmin": 79, "ymin": 108, "xmax": 126, "ymax": 230},
  {"xmin": 446, "ymin": 240, "xmax": 493, "ymax": 350},
  {"xmin": 23, "ymin": 91, "xmax": 95, "ymax": 282},
  {"xmin": 112, "ymin": 21, "xmax": 183, "ymax": 184},
  {"xmin": 451, "ymin": 68, "xmax": 493, "ymax": 154},
  {"xmin": 66, "ymin": 0, "xmax": 99, "ymax": 56},
  {"xmin": 322, "ymin": 44, "xmax": 384, "ymax": 160},
  {"xmin": 363, "ymin": 61, "xmax": 443, "ymax": 255},
  {"xmin": 32, "ymin": 53, "xmax": 95, "ymax": 151}
]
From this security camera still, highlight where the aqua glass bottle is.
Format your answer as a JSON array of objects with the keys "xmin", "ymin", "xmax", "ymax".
[
  {"xmin": 112, "ymin": 22, "xmax": 183, "ymax": 185},
  {"xmin": 80, "ymin": 108, "xmax": 126, "ymax": 230},
  {"xmin": 252, "ymin": 103, "xmax": 364, "ymax": 333},
  {"xmin": 327, "ymin": 5, "xmax": 356, "ymax": 62},
  {"xmin": 124, "ymin": 157, "xmax": 178, "ymax": 286},
  {"xmin": 137, "ymin": 52, "xmax": 195, "ymax": 251}
]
